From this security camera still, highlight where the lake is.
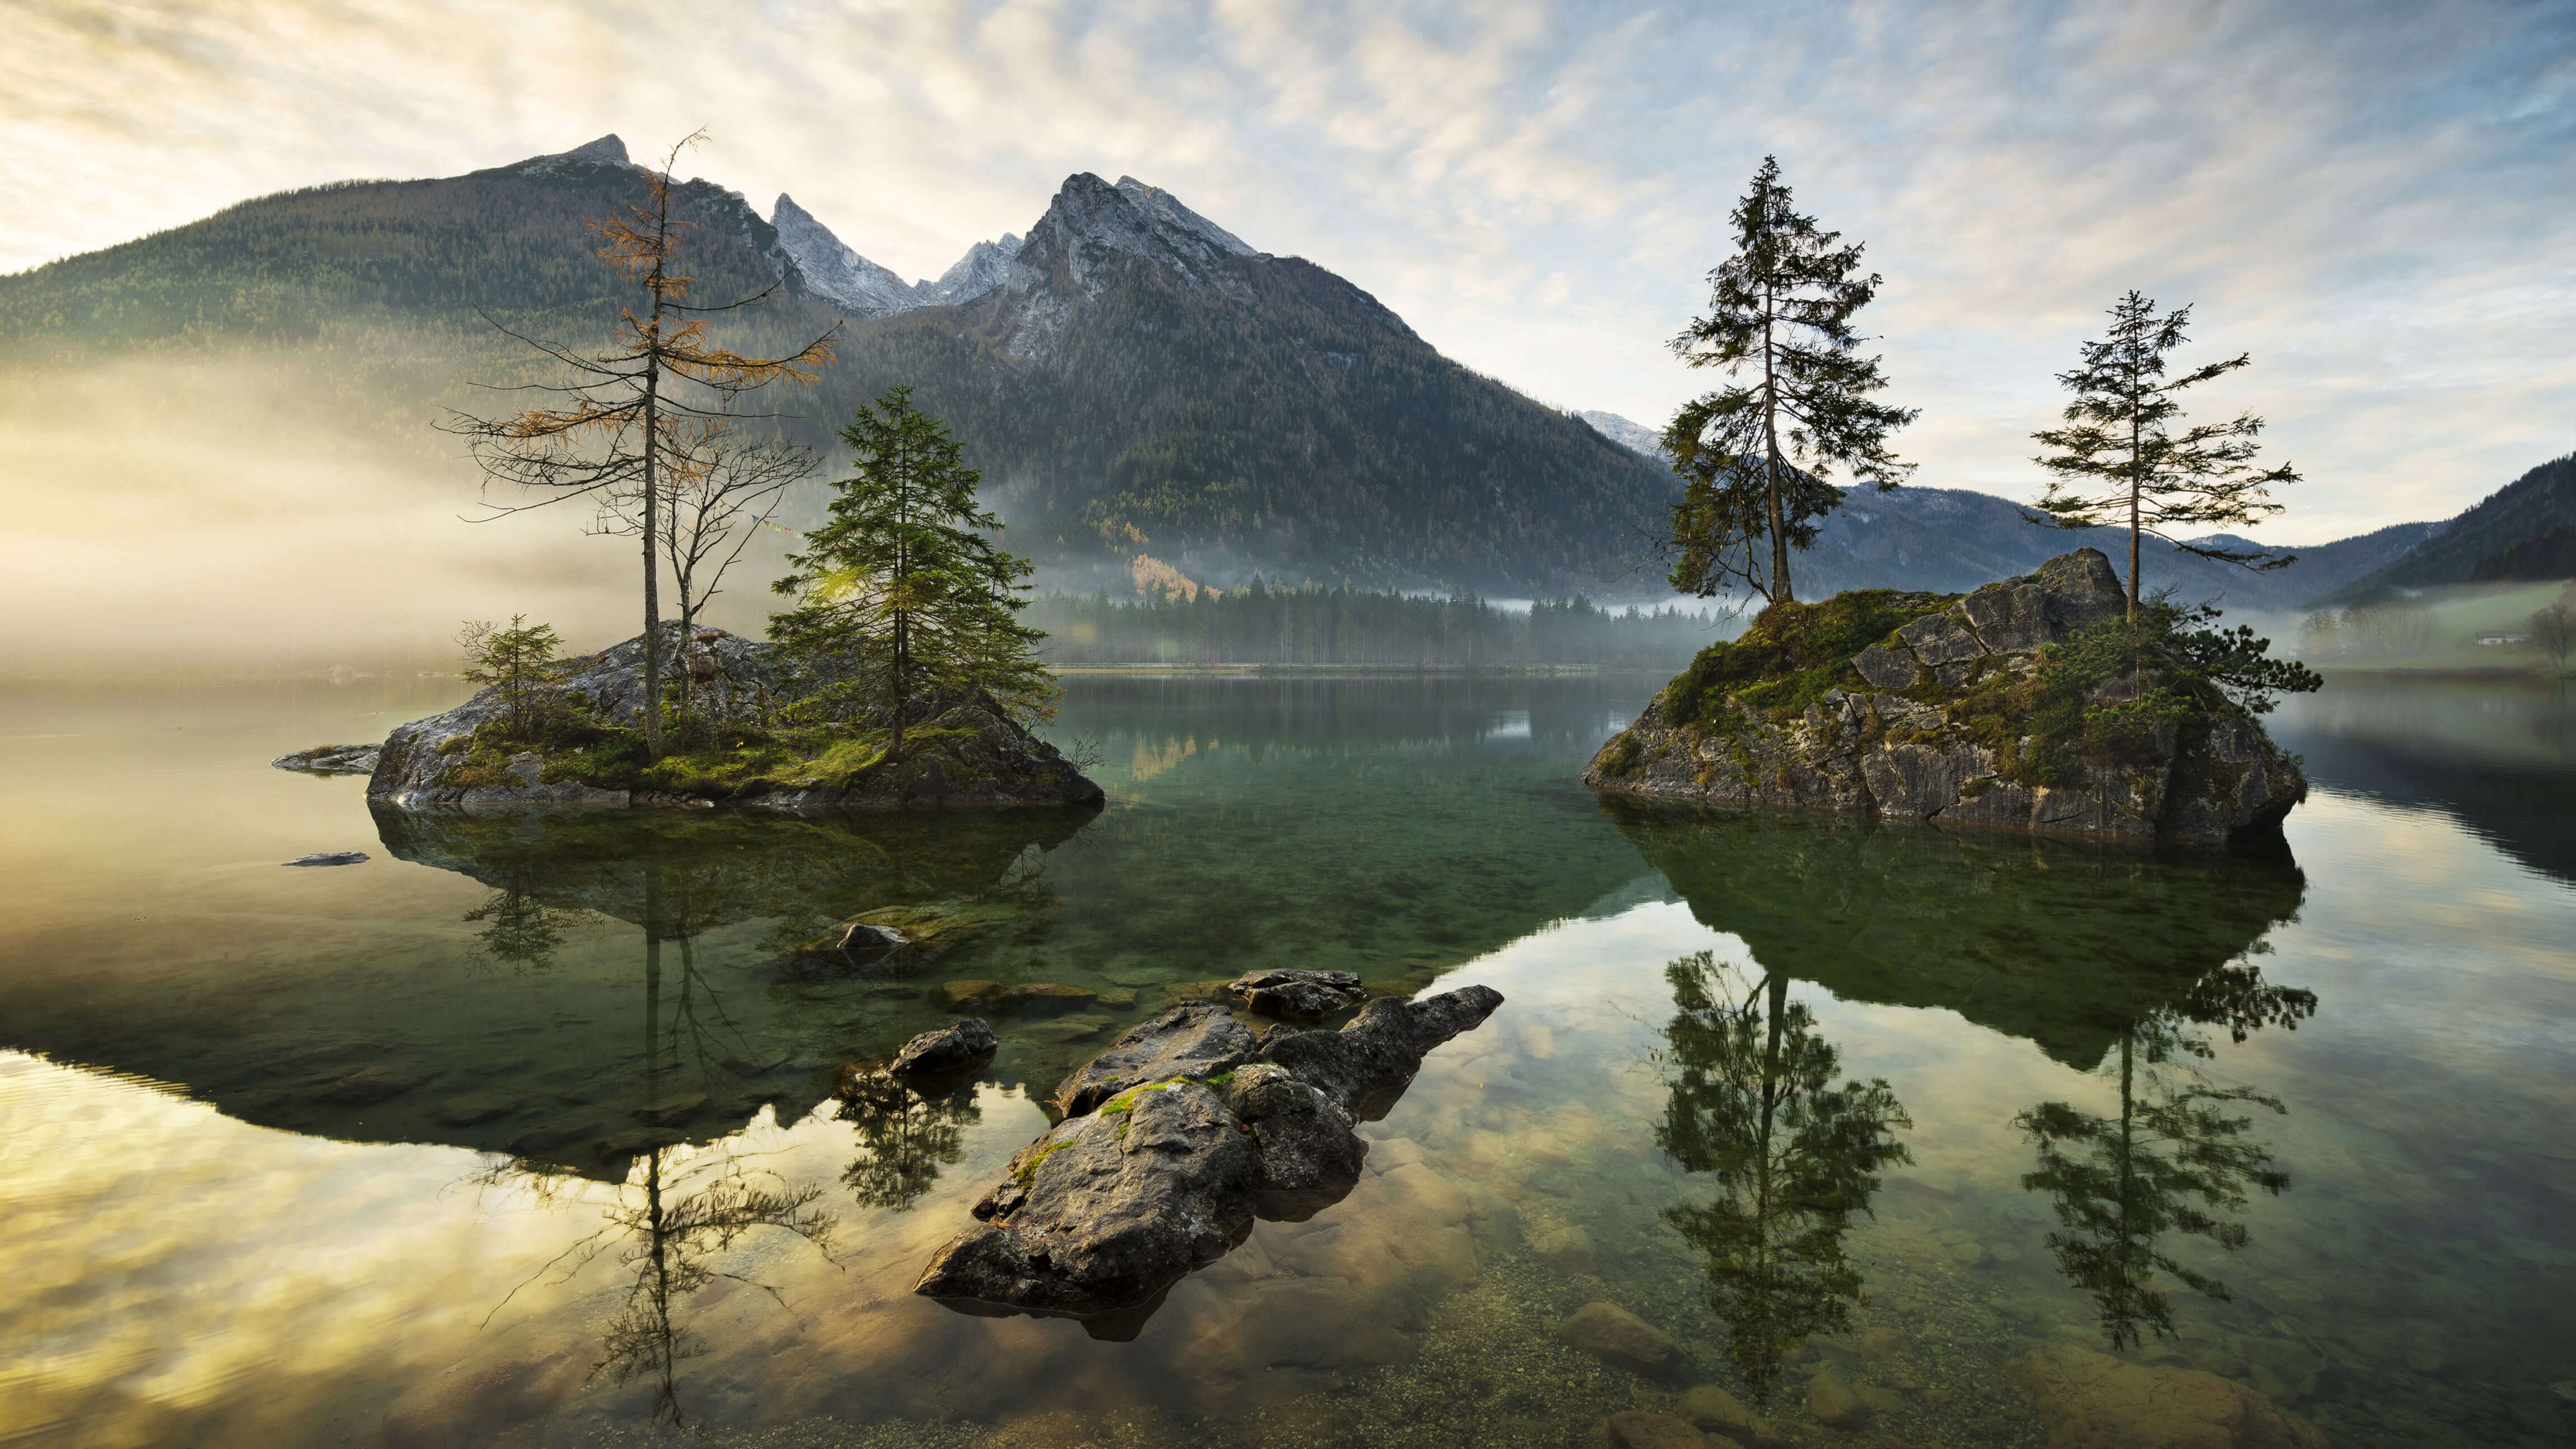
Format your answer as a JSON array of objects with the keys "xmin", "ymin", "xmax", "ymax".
[{"xmin": 1, "ymin": 672, "xmax": 2571, "ymax": 1449}]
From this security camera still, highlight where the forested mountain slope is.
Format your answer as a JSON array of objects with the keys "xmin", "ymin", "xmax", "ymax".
[{"xmin": 2324, "ymin": 453, "xmax": 2576, "ymax": 602}]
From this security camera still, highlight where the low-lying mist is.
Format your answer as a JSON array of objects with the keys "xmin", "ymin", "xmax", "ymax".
[{"xmin": 0, "ymin": 356, "xmax": 796, "ymax": 679}]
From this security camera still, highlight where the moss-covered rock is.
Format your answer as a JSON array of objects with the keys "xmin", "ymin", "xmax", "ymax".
[
  {"xmin": 368, "ymin": 623, "xmax": 1103, "ymax": 812},
  {"xmin": 1584, "ymin": 549, "xmax": 2306, "ymax": 844}
]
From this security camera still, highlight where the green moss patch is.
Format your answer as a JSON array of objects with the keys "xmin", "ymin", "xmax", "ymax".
[{"xmin": 1665, "ymin": 590, "xmax": 1951, "ymax": 727}]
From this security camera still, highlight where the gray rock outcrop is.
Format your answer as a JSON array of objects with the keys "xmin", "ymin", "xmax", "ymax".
[
  {"xmin": 913, "ymin": 984, "xmax": 1503, "ymax": 1332},
  {"xmin": 1228, "ymin": 967, "xmax": 1366, "ymax": 1020},
  {"xmin": 1584, "ymin": 549, "xmax": 2306, "ymax": 843},
  {"xmin": 366, "ymin": 623, "xmax": 1102, "ymax": 811},
  {"xmin": 272, "ymin": 743, "xmax": 380, "ymax": 775},
  {"xmin": 887, "ymin": 1019, "xmax": 998, "ymax": 1079}
]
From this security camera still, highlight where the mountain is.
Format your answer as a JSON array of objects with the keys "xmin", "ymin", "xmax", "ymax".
[
  {"xmin": 0, "ymin": 140, "xmax": 1676, "ymax": 595},
  {"xmin": 1576, "ymin": 409, "xmax": 2446, "ymax": 610},
  {"xmin": 793, "ymin": 172, "xmax": 1675, "ymax": 592},
  {"xmin": 2324, "ymin": 453, "xmax": 2576, "ymax": 602},
  {"xmin": 1574, "ymin": 410, "xmax": 1666, "ymax": 458}
]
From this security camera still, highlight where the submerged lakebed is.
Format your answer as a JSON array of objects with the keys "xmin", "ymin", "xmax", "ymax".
[{"xmin": 1, "ymin": 672, "xmax": 2572, "ymax": 1448}]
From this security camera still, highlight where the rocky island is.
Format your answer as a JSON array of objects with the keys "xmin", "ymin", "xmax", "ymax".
[
  {"xmin": 356, "ymin": 624, "xmax": 1102, "ymax": 811},
  {"xmin": 1585, "ymin": 549, "xmax": 2308, "ymax": 843}
]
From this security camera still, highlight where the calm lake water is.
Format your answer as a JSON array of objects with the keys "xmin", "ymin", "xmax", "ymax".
[{"xmin": 1, "ymin": 672, "xmax": 2571, "ymax": 1449}]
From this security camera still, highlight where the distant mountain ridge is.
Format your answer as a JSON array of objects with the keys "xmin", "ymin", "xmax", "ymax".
[
  {"xmin": 2323, "ymin": 453, "xmax": 2576, "ymax": 602},
  {"xmin": 1576, "ymin": 409, "xmax": 2450, "ymax": 610},
  {"xmin": 7, "ymin": 136, "xmax": 2556, "ymax": 608}
]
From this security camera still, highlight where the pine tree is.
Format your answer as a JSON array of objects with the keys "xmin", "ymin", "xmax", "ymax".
[
  {"xmin": 446, "ymin": 133, "xmax": 835, "ymax": 758},
  {"xmin": 2029, "ymin": 292, "xmax": 2300, "ymax": 618},
  {"xmin": 1664, "ymin": 156, "xmax": 1916, "ymax": 606},
  {"xmin": 771, "ymin": 386, "xmax": 1052, "ymax": 759}
]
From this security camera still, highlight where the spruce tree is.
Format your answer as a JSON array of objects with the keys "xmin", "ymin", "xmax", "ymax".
[
  {"xmin": 2029, "ymin": 292, "xmax": 2300, "ymax": 618},
  {"xmin": 771, "ymin": 386, "xmax": 1051, "ymax": 759},
  {"xmin": 1664, "ymin": 156, "xmax": 1916, "ymax": 606}
]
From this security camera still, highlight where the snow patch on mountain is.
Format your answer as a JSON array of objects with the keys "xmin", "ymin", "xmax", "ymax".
[
  {"xmin": 928, "ymin": 233, "xmax": 1024, "ymax": 305},
  {"xmin": 1014, "ymin": 174, "xmax": 1262, "ymax": 302},
  {"xmin": 1576, "ymin": 410, "xmax": 1669, "ymax": 462},
  {"xmin": 771, "ymin": 194, "xmax": 933, "ymax": 317}
]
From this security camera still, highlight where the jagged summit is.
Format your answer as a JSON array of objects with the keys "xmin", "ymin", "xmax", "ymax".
[
  {"xmin": 931, "ymin": 233, "xmax": 1023, "ymax": 304},
  {"xmin": 1113, "ymin": 176, "xmax": 1256, "ymax": 257},
  {"xmin": 1016, "ymin": 173, "xmax": 1260, "ymax": 299},
  {"xmin": 771, "ymin": 193, "xmax": 930, "ymax": 317}
]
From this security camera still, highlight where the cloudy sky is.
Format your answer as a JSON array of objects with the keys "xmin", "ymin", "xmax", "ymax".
[{"xmin": 7, "ymin": 0, "xmax": 2573, "ymax": 539}]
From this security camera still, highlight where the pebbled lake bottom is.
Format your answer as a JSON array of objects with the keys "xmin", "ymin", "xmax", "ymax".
[{"xmin": 1, "ymin": 672, "xmax": 2571, "ymax": 1449}]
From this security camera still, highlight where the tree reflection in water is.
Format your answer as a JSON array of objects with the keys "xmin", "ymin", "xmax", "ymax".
[
  {"xmin": 2017, "ymin": 960, "xmax": 2316, "ymax": 1349},
  {"xmin": 474, "ymin": 867, "xmax": 841, "ymax": 1428},
  {"xmin": 1656, "ymin": 951, "xmax": 1913, "ymax": 1405},
  {"xmin": 462, "ymin": 873, "xmax": 580, "ymax": 972},
  {"xmin": 837, "ymin": 1067, "xmax": 981, "ymax": 1212}
]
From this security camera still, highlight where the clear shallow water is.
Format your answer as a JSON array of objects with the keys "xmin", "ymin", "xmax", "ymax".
[{"xmin": 1, "ymin": 674, "xmax": 2571, "ymax": 1448}]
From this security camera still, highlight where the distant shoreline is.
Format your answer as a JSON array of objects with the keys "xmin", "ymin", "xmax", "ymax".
[{"xmin": 1048, "ymin": 662, "xmax": 1671, "ymax": 676}]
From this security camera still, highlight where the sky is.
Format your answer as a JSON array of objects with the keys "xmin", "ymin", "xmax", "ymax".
[{"xmin": 5, "ymin": 0, "xmax": 2575, "ymax": 543}]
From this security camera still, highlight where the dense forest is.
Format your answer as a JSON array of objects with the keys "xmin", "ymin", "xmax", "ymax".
[{"xmin": 1026, "ymin": 583, "xmax": 1722, "ymax": 667}]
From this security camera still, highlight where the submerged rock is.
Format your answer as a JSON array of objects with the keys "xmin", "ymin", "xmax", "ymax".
[
  {"xmin": 915, "ymin": 985, "xmax": 1503, "ymax": 1330},
  {"xmin": 1678, "ymin": 1384, "xmax": 1769, "ymax": 1445},
  {"xmin": 1228, "ymin": 967, "xmax": 1366, "ymax": 1020},
  {"xmin": 1583, "ymin": 549, "xmax": 2306, "ymax": 844},
  {"xmin": 366, "ymin": 623, "xmax": 1102, "ymax": 811},
  {"xmin": 1558, "ymin": 1300, "xmax": 1684, "ymax": 1377},
  {"xmin": 272, "ymin": 743, "xmax": 380, "ymax": 775},
  {"xmin": 2008, "ymin": 1343, "xmax": 2331, "ymax": 1449},
  {"xmin": 1605, "ymin": 1411, "xmax": 1709, "ymax": 1449}
]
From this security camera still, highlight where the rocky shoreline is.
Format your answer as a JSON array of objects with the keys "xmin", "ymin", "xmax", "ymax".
[{"xmin": 1584, "ymin": 549, "xmax": 2306, "ymax": 844}]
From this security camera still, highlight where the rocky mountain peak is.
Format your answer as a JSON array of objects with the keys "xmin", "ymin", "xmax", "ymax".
[
  {"xmin": 770, "ymin": 193, "xmax": 930, "ymax": 317},
  {"xmin": 1017, "ymin": 173, "xmax": 1260, "ymax": 299},
  {"xmin": 509, "ymin": 134, "xmax": 639, "ymax": 179}
]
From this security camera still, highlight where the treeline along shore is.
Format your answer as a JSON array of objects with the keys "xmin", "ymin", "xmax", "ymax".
[{"xmin": 1025, "ymin": 583, "xmax": 1724, "ymax": 669}]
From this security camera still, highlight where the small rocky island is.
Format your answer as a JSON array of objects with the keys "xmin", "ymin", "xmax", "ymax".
[
  {"xmin": 350, "ymin": 625, "xmax": 1101, "ymax": 811},
  {"xmin": 1585, "ymin": 549, "xmax": 2307, "ymax": 843},
  {"xmin": 908, "ymin": 978, "xmax": 1504, "ymax": 1337}
]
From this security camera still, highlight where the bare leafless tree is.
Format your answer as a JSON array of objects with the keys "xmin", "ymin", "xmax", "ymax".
[{"xmin": 443, "ymin": 131, "xmax": 834, "ymax": 758}]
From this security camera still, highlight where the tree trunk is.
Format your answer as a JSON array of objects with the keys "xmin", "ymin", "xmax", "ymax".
[
  {"xmin": 1763, "ymin": 287, "xmax": 1793, "ymax": 604},
  {"xmin": 639, "ymin": 233, "xmax": 668, "ymax": 759},
  {"xmin": 2127, "ymin": 399, "xmax": 2142, "ymax": 621}
]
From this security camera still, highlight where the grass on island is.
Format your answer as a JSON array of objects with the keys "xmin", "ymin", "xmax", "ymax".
[{"xmin": 1609, "ymin": 586, "xmax": 2315, "ymax": 804}]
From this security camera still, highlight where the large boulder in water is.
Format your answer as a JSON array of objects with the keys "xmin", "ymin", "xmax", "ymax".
[
  {"xmin": 1582, "ymin": 549, "xmax": 2306, "ymax": 844},
  {"xmin": 366, "ymin": 623, "xmax": 1102, "ymax": 811},
  {"xmin": 914, "ymin": 984, "xmax": 1503, "ymax": 1332}
]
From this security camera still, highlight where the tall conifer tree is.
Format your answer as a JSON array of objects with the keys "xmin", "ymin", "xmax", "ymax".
[
  {"xmin": 771, "ymin": 387, "xmax": 1051, "ymax": 760},
  {"xmin": 2029, "ymin": 292, "xmax": 2300, "ymax": 618},
  {"xmin": 1664, "ymin": 156, "xmax": 1915, "ymax": 606}
]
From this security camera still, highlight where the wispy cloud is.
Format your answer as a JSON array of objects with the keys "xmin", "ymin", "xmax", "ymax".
[{"xmin": 3, "ymin": 0, "xmax": 2571, "ymax": 537}]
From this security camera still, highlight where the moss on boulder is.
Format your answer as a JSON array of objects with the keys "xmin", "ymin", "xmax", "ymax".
[{"xmin": 1585, "ymin": 549, "xmax": 2306, "ymax": 844}]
